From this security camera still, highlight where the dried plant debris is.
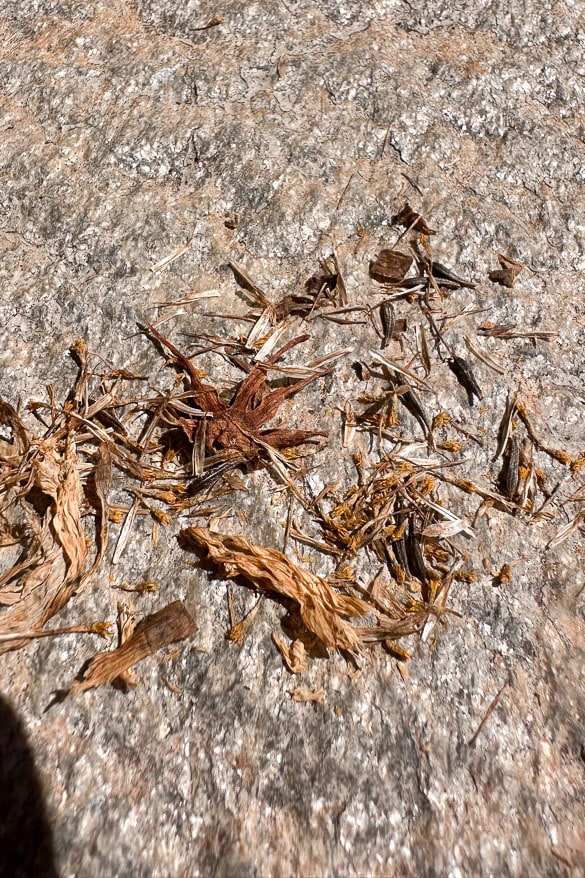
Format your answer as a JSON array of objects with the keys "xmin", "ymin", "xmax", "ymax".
[
  {"xmin": 289, "ymin": 686, "xmax": 325, "ymax": 703},
  {"xmin": 310, "ymin": 454, "xmax": 473, "ymax": 600},
  {"xmin": 179, "ymin": 527, "xmax": 370, "ymax": 653},
  {"xmin": 370, "ymin": 249, "xmax": 413, "ymax": 284},
  {"xmin": 488, "ymin": 253, "xmax": 524, "ymax": 287},
  {"xmin": 1, "ymin": 323, "xmax": 324, "ymax": 660},
  {"xmin": 179, "ymin": 522, "xmax": 455, "ymax": 663},
  {"xmin": 0, "ymin": 433, "xmax": 88, "ymax": 654},
  {"xmin": 393, "ymin": 202, "xmax": 437, "ymax": 236},
  {"xmin": 430, "ymin": 262, "xmax": 476, "ymax": 289},
  {"xmin": 68, "ymin": 601, "xmax": 196, "ymax": 695},
  {"xmin": 447, "ymin": 356, "xmax": 483, "ymax": 405},
  {"xmin": 0, "ymin": 200, "xmax": 581, "ymax": 692},
  {"xmin": 478, "ymin": 321, "xmax": 558, "ymax": 342},
  {"xmin": 228, "ymin": 256, "xmax": 345, "ymax": 343},
  {"xmin": 142, "ymin": 323, "xmax": 329, "ymax": 468},
  {"xmin": 379, "ymin": 301, "xmax": 407, "ymax": 349}
]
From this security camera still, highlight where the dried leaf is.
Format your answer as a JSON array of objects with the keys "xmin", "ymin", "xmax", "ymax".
[
  {"xmin": 179, "ymin": 528, "xmax": 370, "ymax": 653},
  {"xmin": 394, "ymin": 203, "xmax": 437, "ymax": 235},
  {"xmin": 143, "ymin": 324, "xmax": 329, "ymax": 464},
  {"xmin": 69, "ymin": 601, "xmax": 197, "ymax": 694},
  {"xmin": 273, "ymin": 634, "xmax": 308, "ymax": 673},
  {"xmin": 488, "ymin": 253, "xmax": 523, "ymax": 288},
  {"xmin": 0, "ymin": 398, "xmax": 30, "ymax": 460},
  {"xmin": 0, "ymin": 437, "xmax": 88, "ymax": 653}
]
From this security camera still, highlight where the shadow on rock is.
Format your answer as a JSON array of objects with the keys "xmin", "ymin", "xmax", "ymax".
[{"xmin": 0, "ymin": 694, "xmax": 57, "ymax": 878}]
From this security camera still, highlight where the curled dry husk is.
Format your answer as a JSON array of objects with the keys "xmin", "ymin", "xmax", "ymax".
[
  {"xmin": 179, "ymin": 527, "xmax": 371, "ymax": 653},
  {"xmin": 0, "ymin": 432, "xmax": 88, "ymax": 653}
]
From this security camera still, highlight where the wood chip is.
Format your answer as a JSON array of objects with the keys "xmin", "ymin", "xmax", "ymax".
[{"xmin": 369, "ymin": 249, "xmax": 413, "ymax": 284}]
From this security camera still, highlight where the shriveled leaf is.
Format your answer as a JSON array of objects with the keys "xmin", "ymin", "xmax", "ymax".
[
  {"xmin": 273, "ymin": 634, "xmax": 308, "ymax": 673},
  {"xmin": 179, "ymin": 527, "xmax": 371, "ymax": 653},
  {"xmin": 0, "ymin": 437, "xmax": 88, "ymax": 653},
  {"xmin": 488, "ymin": 253, "xmax": 523, "ymax": 287},
  {"xmin": 0, "ymin": 398, "xmax": 30, "ymax": 460},
  {"xmin": 69, "ymin": 601, "xmax": 197, "ymax": 694}
]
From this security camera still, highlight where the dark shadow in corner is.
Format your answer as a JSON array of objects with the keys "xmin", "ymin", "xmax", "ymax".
[{"xmin": 0, "ymin": 694, "xmax": 58, "ymax": 878}]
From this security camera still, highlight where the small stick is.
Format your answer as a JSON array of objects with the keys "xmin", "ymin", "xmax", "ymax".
[
  {"xmin": 468, "ymin": 681, "xmax": 509, "ymax": 746},
  {"xmin": 151, "ymin": 240, "xmax": 192, "ymax": 273},
  {"xmin": 0, "ymin": 622, "xmax": 112, "ymax": 642}
]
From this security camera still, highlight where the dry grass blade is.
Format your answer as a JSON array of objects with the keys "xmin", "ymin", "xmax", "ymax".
[
  {"xmin": 493, "ymin": 390, "xmax": 518, "ymax": 462},
  {"xmin": 477, "ymin": 321, "xmax": 557, "ymax": 341},
  {"xmin": 464, "ymin": 336, "xmax": 505, "ymax": 376},
  {"xmin": 112, "ymin": 496, "xmax": 140, "ymax": 564},
  {"xmin": 545, "ymin": 511, "xmax": 585, "ymax": 550},
  {"xmin": 150, "ymin": 239, "xmax": 192, "ymax": 273},
  {"xmin": 416, "ymin": 324, "xmax": 432, "ymax": 376},
  {"xmin": 179, "ymin": 527, "xmax": 370, "ymax": 653},
  {"xmin": 370, "ymin": 351, "xmax": 429, "ymax": 389},
  {"xmin": 68, "ymin": 601, "xmax": 197, "ymax": 694}
]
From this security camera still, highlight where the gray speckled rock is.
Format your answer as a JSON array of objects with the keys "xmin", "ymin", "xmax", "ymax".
[{"xmin": 1, "ymin": 1, "xmax": 584, "ymax": 876}]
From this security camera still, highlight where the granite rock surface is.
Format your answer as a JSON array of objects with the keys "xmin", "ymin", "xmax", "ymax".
[{"xmin": 1, "ymin": 1, "xmax": 585, "ymax": 876}]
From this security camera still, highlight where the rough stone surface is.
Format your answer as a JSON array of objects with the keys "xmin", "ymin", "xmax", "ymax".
[{"xmin": 1, "ymin": 1, "xmax": 585, "ymax": 877}]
